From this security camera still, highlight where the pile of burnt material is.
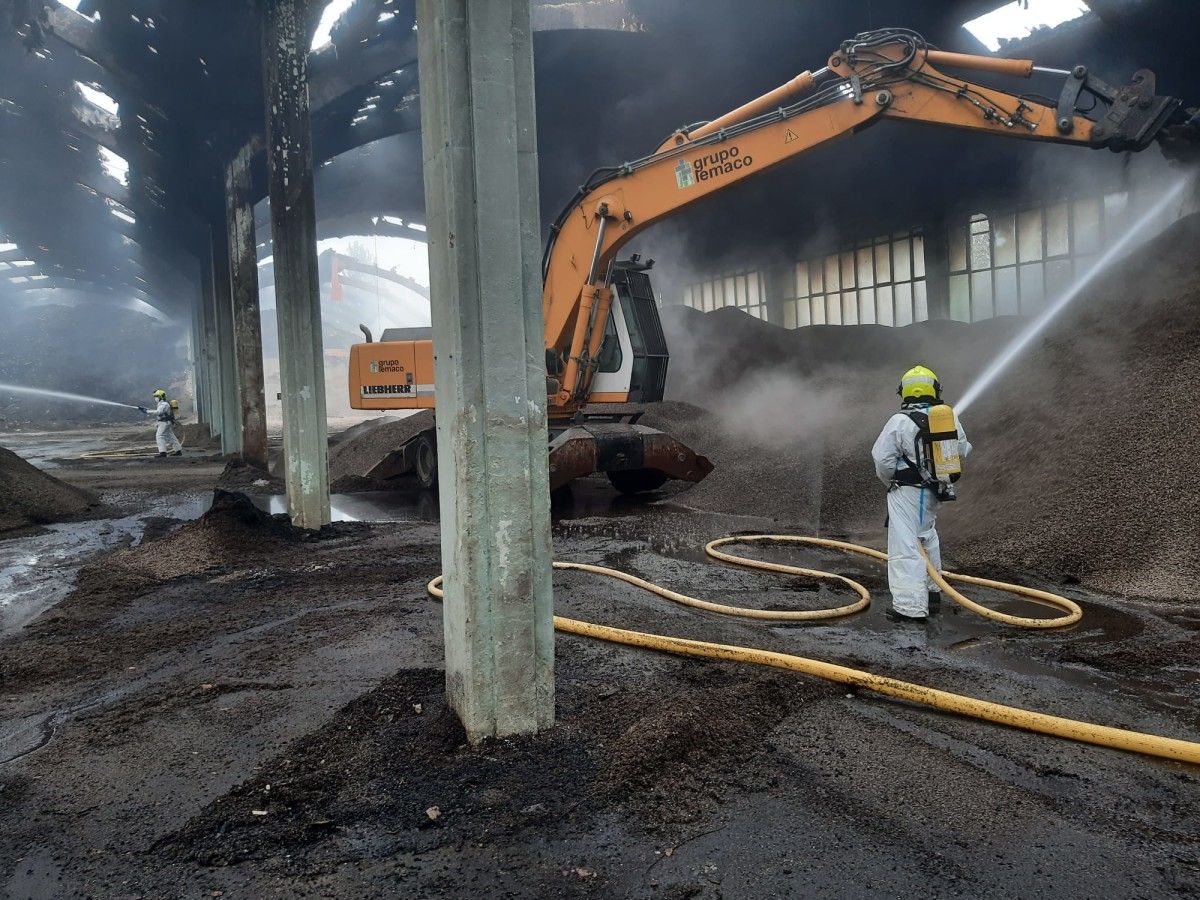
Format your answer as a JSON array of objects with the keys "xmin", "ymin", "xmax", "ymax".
[
  {"xmin": 176, "ymin": 422, "xmax": 221, "ymax": 451},
  {"xmin": 658, "ymin": 212, "xmax": 1200, "ymax": 598},
  {"xmin": 327, "ymin": 411, "xmax": 436, "ymax": 492},
  {"xmin": 0, "ymin": 446, "xmax": 99, "ymax": 536}
]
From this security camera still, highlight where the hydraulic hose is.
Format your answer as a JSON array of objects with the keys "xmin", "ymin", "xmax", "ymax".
[{"xmin": 427, "ymin": 535, "xmax": 1200, "ymax": 765}]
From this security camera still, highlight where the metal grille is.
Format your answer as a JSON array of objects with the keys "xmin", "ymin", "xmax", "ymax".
[{"xmin": 617, "ymin": 268, "xmax": 669, "ymax": 402}]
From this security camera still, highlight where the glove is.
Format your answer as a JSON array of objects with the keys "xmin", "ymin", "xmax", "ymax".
[{"xmin": 137, "ymin": 406, "xmax": 148, "ymax": 415}]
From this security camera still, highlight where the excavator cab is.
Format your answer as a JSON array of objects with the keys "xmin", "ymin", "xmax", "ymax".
[{"xmin": 546, "ymin": 258, "xmax": 713, "ymax": 494}]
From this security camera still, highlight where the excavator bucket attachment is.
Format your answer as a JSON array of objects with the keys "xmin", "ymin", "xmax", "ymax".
[{"xmin": 548, "ymin": 423, "xmax": 714, "ymax": 494}]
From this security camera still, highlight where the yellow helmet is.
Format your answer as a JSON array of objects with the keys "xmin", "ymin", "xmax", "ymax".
[
  {"xmin": 898, "ymin": 365, "xmax": 941, "ymax": 401},
  {"xmin": 153, "ymin": 389, "xmax": 167, "ymax": 399}
]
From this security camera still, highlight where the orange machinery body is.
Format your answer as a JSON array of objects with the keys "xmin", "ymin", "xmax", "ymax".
[
  {"xmin": 350, "ymin": 338, "xmax": 436, "ymax": 411},
  {"xmin": 347, "ymin": 29, "xmax": 1189, "ymax": 492}
]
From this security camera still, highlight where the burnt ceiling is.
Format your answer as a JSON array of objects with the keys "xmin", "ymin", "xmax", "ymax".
[{"xmin": 1, "ymin": 0, "xmax": 1196, "ymax": 323}]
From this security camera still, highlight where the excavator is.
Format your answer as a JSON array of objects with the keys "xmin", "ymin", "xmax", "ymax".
[{"xmin": 349, "ymin": 27, "xmax": 1196, "ymax": 493}]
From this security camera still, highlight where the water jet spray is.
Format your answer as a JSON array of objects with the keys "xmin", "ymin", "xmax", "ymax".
[
  {"xmin": 957, "ymin": 177, "xmax": 1191, "ymax": 414},
  {"xmin": 0, "ymin": 382, "xmax": 145, "ymax": 412}
]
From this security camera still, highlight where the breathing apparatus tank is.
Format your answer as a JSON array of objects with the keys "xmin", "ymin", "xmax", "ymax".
[{"xmin": 921, "ymin": 403, "xmax": 961, "ymax": 501}]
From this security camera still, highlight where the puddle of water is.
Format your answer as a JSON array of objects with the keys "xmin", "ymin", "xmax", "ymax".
[
  {"xmin": 3, "ymin": 847, "xmax": 63, "ymax": 899},
  {"xmin": 0, "ymin": 494, "xmax": 208, "ymax": 638},
  {"xmin": 248, "ymin": 491, "xmax": 440, "ymax": 523},
  {"xmin": 1, "ymin": 428, "xmax": 131, "ymax": 470},
  {"xmin": 245, "ymin": 480, "xmax": 676, "ymax": 525}
]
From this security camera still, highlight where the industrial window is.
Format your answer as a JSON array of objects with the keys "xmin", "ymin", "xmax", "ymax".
[
  {"xmin": 781, "ymin": 229, "xmax": 927, "ymax": 329},
  {"xmin": 681, "ymin": 270, "xmax": 767, "ymax": 320},
  {"xmin": 945, "ymin": 187, "xmax": 1166, "ymax": 322}
]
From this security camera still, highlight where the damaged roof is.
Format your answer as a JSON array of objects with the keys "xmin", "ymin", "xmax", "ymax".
[{"xmin": 1, "ymin": 0, "xmax": 1195, "ymax": 325}]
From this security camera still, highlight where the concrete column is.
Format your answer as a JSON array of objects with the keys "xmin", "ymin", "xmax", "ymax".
[
  {"xmin": 210, "ymin": 226, "xmax": 242, "ymax": 455},
  {"xmin": 198, "ymin": 247, "xmax": 223, "ymax": 438},
  {"xmin": 922, "ymin": 214, "xmax": 952, "ymax": 320},
  {"xmin": 225, "ymin": 145, "xmax": 270, "ymax": 469},
  {"xmin": 760, "ymin": 262, "xmax": 791, "ymax": 326},
  {"xmin": 189, "ymin": 292, "xmax": 209, "ymax": 428},
  {"xmin": 262, "ymin": 0, "xmax": 330, "ymax": 529},
  {"xmin": 417, "ymin": 0, "xmax": 554, "ymax": 741}
]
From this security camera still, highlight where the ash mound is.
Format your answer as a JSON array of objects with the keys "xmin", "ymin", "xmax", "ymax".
[
  {"xmin": 327, "ymin": 410, "xmax": 436, "ymax": 492},
  {"xmin": 658, "ymin": 211, "xmax": 1200, "ymax": 598},
  {"xmin": 0, "ymin": 446, "xmax": 99, "ymax": 536}
]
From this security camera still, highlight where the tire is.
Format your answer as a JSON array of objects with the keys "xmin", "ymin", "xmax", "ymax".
[
  {"xmin": 413, "ymin": 433, "xmax": 438, "ymax": 491},
  {"xmin": 606, "ymin": 468, "xmax": 669, "ymax": 495}
]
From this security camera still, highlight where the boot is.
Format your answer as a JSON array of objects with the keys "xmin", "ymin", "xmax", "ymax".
[
  {"xmin": 885, "ymin": 607, "xmax": 927, "ymax": 624},
  {"xmin": 169, "ymin": 449, "xmax": 183, "ymax": 456},
  {"xmin": 155, "ymin": 452, "xmax": 167, "ymax": 458},
  {"xmin": 928, "ymin": 591, "xmax": 942, "ymax": 614}
]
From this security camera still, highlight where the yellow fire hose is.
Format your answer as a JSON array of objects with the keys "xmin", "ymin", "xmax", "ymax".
[
  {"xmin": 82, "ymin": 446, "xmax": 161, "ymax": 459},
  {"xmin": 82, "ymin": 438, "xmax": 191, "ymax": 460},
  {"xmin": 428, "ymin": 535, "xmax": 1200, "ymax": 765}
]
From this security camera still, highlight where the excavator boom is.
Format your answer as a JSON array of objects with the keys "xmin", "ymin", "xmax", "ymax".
[{"xmin": 350, "ymin": 27, "xmax": 1194, "ymax": 494}]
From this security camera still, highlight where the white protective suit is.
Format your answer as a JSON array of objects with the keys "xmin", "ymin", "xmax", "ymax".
[
  {"xmin": 870, "ymin": 406, "xmax": 971, "ymax": 618},
  {"xmin": 155, "ymin": 399, "xmax": 182, "ymax": 454}
]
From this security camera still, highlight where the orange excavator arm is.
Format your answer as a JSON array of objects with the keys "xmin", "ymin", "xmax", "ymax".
[{"xmin": 543, "ymin": 28, "xmax": 1190, "ymax": 410}]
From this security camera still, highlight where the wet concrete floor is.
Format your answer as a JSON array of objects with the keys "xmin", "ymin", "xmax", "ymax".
[{"xmin": 1, "ymin": 433, "xmax": 1198, "ymax": 897}]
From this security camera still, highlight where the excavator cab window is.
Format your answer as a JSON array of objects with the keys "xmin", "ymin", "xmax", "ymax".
[{"xmin": 596, "ymin": 311, "xmax": 623, "ymax": 373}]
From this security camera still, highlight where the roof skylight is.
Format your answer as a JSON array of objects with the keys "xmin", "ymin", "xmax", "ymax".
[
  {"xmin": 964, "ymin": 0, "xmax": 1089, "ymax": 52},
  {"xmin": 98, "ymin": 147, "xmax": 130, "ymax": 185},
  {"xmin": 75, "ymin": 81, "xmax": 118, "ymax": 116},
  {"xmin": 312, "ymin": 0, "xmax": 355, "ymax": 51},
  {"xmin": 106, "ymin": 199, "xmax": 136, "ymax": 225}
]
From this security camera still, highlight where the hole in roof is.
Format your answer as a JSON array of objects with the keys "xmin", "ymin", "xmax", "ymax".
[
  {"xmin": 98, "ymin": 147, "xmax": 129, "ymax": 185},
  {"xmin": 312, "ymin": 0, "xmax": 355, "ymax": 51},
  {"xmin": 105, "ymin": 198, "xmax": 136, "ymax": 225},
  {"xmin": 0, "ymin": 242, "xmax": 16, "ymax": 253},
  {"xmin": 964, "ymin": 0, "xmax": 1090, "ymax": 52},
  {"xmin": 75, "ymin": 81, "xmax": 119, "ymax": 116},
  {"xmin": 56, "ymin": 1, "xmax": 99, "ymax": 21}
]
